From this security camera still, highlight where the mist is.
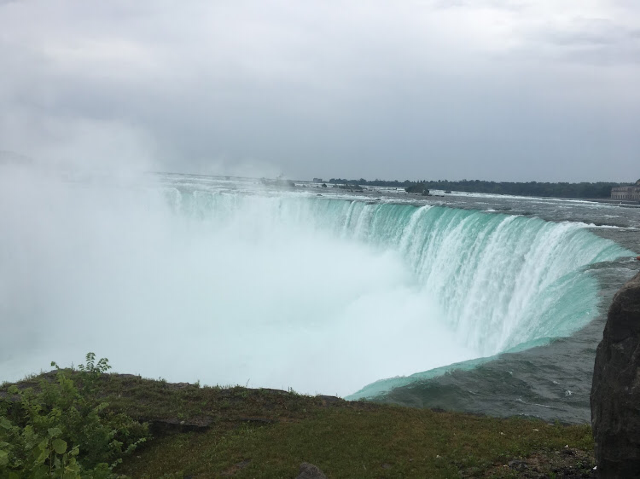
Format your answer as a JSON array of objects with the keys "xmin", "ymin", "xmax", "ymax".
[{"xmin": 0, "ymin": 164, "xmax": 474, "ymax": 395}]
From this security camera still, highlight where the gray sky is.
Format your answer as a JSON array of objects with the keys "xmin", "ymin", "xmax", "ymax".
[{"xmin": 0, "ymin": 0, "xmax": 639, "ymax": 181}]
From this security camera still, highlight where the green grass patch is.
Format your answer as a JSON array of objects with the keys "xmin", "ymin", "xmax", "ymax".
[{"xmin": 2, "ymin": 364, "xmax": 595, "ymax": 478}]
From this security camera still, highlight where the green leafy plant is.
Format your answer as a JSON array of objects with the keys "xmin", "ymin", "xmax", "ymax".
[{"xmin": 0, "ymin": 353, "xmax": 149, "ymax": 478}]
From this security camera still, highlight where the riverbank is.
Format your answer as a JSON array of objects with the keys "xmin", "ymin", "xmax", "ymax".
[{"xmin": 1, "ymin": 371, "xmax": 597, "ymax": 478}]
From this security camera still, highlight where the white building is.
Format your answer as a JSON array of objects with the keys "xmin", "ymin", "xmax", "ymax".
[{"xmin": 611, "ymin": 180, "xmax": 640, "ymax": 201}]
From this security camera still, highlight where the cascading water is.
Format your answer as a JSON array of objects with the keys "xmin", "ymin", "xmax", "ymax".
[
  {"xmin": 175, "ymin": 190, "xmax": 625, "ymax": 352},
  {"xmin": 0, "ymin": 168, "xmax": 632, "ymax": 401},
  {"xmin": 171, "ymin": 187, "xmax": 628, "ymax": 384}
]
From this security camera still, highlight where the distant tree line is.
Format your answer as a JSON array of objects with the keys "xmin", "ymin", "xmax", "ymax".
[
  {"xmin": 327, "ymin": 178, "xmax": 630, "ymax": 198},
  {"xmin": 329, "ymin": 178, "xmax": 413, "ymax": 187}
]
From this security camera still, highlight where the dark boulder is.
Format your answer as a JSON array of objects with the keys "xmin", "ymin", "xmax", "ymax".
[{"xmin": 591, "ymin": 271, "xmax": 640, "ymax": 478}]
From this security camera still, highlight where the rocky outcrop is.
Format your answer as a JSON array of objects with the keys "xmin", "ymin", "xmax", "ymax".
[
  {"xmin": 405, "ymin": 183, "xmax": 429, "ymax": 195},
  {"xmin": 591, "ymin": 271, "xmax": 640, "ymax": 478}
]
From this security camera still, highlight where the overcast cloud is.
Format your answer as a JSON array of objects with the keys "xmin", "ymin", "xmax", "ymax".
[{"xmin": 0, "ymin": 0, "xmax": 638, "ymax": 181}]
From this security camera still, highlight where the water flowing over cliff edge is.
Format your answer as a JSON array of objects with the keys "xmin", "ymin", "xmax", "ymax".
[{"xmin": 1, "ymin": 169, "xmax": 638, "ymax": 422}]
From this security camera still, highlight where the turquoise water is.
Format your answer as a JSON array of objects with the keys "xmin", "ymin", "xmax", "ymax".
[
  {"xmin": 170, "ymin": 189, "xmax": 631, "ymax": 385},
  {"xmin": 172, "ymin": 190, "xmax": 629, "ymax": 355},
  {"xmin": 0, "ymin": 169, "xmax": 637, "ymax": 422}
]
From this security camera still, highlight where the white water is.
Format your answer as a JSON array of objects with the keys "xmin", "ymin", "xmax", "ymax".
[
  {"xmin": 0, "ymin": 168, "xmax": 473, "ymax": 395},
  {"xmin": 0, "ymin": 167, "xmax": 629, "ymax": 396}
]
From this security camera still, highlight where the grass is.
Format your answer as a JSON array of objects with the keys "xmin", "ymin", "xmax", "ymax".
[{"xmin": 1, "ymin": 372, "xmax": 596, "ymax": 478}]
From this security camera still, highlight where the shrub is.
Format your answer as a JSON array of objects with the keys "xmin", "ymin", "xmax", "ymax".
[{"xmin": 0, "ymin": 353, "xmax": 149, "ymax": 478}]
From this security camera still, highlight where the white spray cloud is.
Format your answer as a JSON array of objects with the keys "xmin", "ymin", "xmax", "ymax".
[{"xmin": 0, "ymin": 166, "xmax": 474, "ymax": 395}]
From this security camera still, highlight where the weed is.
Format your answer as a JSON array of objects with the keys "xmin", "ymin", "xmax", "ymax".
[{"xmin": 0, "ymin": 353, "xmax": 149, "ymax": 478}]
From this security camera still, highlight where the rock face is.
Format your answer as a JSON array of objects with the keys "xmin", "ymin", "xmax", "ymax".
[{"xmin": 591, "ymin": 271, "xmax": 640, "ymax": 478}]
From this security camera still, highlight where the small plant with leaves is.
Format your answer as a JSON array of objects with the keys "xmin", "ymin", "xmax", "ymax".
[{"xmin": 0, "ymin": 353, "xmax": 149, "ymax": 478}]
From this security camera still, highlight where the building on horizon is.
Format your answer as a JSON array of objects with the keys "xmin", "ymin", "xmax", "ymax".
[{"xmin": 611, "ymin": 180, "xmax": 640, "ymax": 201}]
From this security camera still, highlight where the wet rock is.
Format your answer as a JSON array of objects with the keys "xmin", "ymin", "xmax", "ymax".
[
  {"xmin": 296, "ymin": 462, "xmax": 327, "ymax": 479},
  {"xmin": 591, "ymin": 271, "xmax": 640, "ymax": 478}
]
